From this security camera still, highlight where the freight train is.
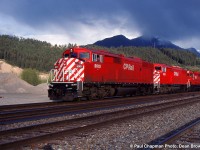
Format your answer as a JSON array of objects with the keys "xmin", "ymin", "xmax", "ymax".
[{"xmin": 48, "ymin": 47, "xmax": 200, "ymax": 101}]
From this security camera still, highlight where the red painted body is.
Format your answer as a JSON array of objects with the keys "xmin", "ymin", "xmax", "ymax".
[
  {"xmin": 48, "ymin": 47, "xmax": 200, "ymax": 100},
  {"xmin": 154, "ymin": 64, "xmax": 190, "ymax": 84},
  {"xmin": 59, "ymin": 47, "xmax": 154, "ymax": 84},
  {"xmin": 192, "ymin": 71, "xmax": 200, "ymax": 85},
  {"xmin": 83, "ymin": 51, "xmax": 153, "ymax": 84},
  {"xmin": 153, "ymin": 63, "xmax": 194, "ymax": 92}
]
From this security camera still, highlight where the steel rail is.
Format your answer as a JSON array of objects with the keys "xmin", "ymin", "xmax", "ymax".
[
  {"xmin": 1, "ymin": 94, "xmax": 199, "ymax": 125},
  {"xmin": 147, "ymin": 117, "xmax": 200, "ymax": 150},
  {"xmin": 0, "ymin": 92, "xmax": 199, "ymax": 112}
]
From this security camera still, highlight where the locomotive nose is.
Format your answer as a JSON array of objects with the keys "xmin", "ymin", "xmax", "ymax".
[
  {"xmin": 50, "ymin": 58, "xmax": 85, "ymax": 83},
  {"xmin": 65, "ymin": 58, "xmax": 85, "ymax": 82}
]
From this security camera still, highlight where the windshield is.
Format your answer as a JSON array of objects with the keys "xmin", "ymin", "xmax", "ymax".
[
  {"xmin": 80, "ymin": 52, "xmax": 90, "ymax": 59},
  {"xmin": 64, "ymin": 54, "xmax": 69, "ymax": 58},
  {"xmin": 64, "ymin": 52, "xmax": 89, "ymax": 60},
  {"xmin": 155, "ymin": 66, "xmax": 161, "ymax": 70},
  {"xmin": 71, "ymin": 53, "xmax": 77, "ymax": 58},
  {"xmin": 64, "ymin": 53, "xmax": 77, "ymax": 58}
]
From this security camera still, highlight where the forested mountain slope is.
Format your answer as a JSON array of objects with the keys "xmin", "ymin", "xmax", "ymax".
[
  {"xmin": 0, "ymin": 35, "xmax": 200, "ymax": 72},
  {"xmin": 0, "ymin": 35, "xmax": 74, "ymax": 72}
]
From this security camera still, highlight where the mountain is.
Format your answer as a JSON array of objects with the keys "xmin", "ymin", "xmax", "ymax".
[
  {"xmin": 94, "ymin": 35, "xmax": 132, "ymax": 47},
  {"xmin": 94, "ymin": 35, "xmax": 183, "ymax": 50},
  {"xmin": 93, "ymin": 35, "xmax": 200, "ymax": 57},
  {"xmin": 131, "ymin": 36, "xmax": 183, "ymax": 50},
  {"xmin": 187, "ymin": 48, "xmax": 200, "ymax": 57}
]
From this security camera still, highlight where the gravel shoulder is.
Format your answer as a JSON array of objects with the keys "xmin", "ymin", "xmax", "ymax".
[
  {"xmin": 0, "ymin": 93, "xmax": 49, "ymax": 105},
  {"xmin": 1, "ymin": 91, "xmax": 200, "ymax": 149}
]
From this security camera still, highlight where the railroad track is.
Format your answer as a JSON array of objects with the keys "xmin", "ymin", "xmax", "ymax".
[
  {"xmin": 0, "ymin": 92, "xmax": 199, "ymax": 125},
  {"xmin": 1, "ymin": 92, "xmax": 199, "ymax": 112},
  {"xmin": 148, "ymin": 117, "xmax": 200, "ymax": 150},
  {"xmin": 0, "ymin": 95, "xmax": 200, "ymax": 149}
]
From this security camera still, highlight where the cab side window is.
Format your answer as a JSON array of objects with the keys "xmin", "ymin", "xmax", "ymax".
[
  {"xmin": 92, "ymin": 54, "xmax": 103, "ymax": 62},
  {"xmin": 92, "ymin": 54, "xmax": 97, "ymax": 62},
  {"xmin": 162, "ymin": 67, "xmax": 166, "ymax": 73}
]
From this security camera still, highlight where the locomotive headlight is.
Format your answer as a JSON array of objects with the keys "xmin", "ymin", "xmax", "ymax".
[{"xmin": 66, "ymin": 84, "xmax": 69, "ymax": 87}]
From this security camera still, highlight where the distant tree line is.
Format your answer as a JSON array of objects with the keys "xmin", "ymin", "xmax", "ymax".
[
  {"xmin": 0, "ymin": 35, "xmax": 200, "ymax": 73},
  {"xmin": 0, "ymin": 35, "xmax": 76, "ymax": 72}
]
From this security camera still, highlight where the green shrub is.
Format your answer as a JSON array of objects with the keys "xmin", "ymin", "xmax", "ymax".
[{"xmin": 21, "ymin": 68, "xmax": 41, "ymax": 86}]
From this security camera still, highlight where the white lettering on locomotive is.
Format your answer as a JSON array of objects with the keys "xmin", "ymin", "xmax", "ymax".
[
  {"xmin": 174, "ymin": 72, "xmax": 179, "ymax": 76},
  {"xmin": 94, "ymin": 64, "xmax": 101, "ymax": 69},
  {"xmin": 123, "ymin": 63, "xmax": 134, "ymax": 71}
]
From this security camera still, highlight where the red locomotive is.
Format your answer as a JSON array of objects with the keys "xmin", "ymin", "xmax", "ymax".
[
  {"xmin": 191, "ymin": 71, "xmax": 200, "ymax": 90},
  {"xmin": 48, "ymin": 47, "xmax": 200, "ymax": 101},
  {"xmin": 153, "ymin": 63, "xmax": 192, "ymax": 93}
]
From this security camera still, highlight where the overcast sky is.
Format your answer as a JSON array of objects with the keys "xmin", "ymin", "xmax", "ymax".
[{"xmin": 0, "ymin": 0, "xmax": 200, "ymax": 50}]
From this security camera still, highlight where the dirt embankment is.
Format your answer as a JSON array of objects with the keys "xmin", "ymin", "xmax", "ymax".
[
  {"xmin": 0, "ymin": 60, "xmax": 48, "ymax": 94},
  {"xmin": 0, "ymin": 73, "xmax": 48, "ymax": 94},
  {"xmin": 0, "ymin": 60, "xmax": 22, "ymax": 75},
  {"xmin": 0, "ymin": 59, "xmax": 49, "ymax": 80}
]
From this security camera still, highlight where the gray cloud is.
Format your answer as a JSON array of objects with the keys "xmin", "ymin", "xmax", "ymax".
[
  {"xmin": 124, "ymin": 0, "xmax": 200, "ymax": 41},
  {"xmin": 0, "ymin": 0, "xmax": 200, "ymax": 49}
]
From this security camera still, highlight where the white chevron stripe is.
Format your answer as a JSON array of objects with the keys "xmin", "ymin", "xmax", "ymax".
[
  {"xmin": 77, "ymin": 73, "xmax": 84, "ymax": 81},
  {"xmin": 73, "ymin": 67, "xmax": 84, "ymax": 79},
  {"xmin": 53, "ymin": 57, "xmax": 85, "ymax": 82}
]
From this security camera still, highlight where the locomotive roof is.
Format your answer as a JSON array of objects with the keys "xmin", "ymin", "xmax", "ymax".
[
  {"xmin": 78, "ymin": 47, "xmax": 125, "ymax": 58},
  {"xmin": 154, "ymin": 63, "xmax": 189, "ymax": 72},
  {"xmin": 65, "ymin": 47, "xmax": 144, "ymax": 62}
]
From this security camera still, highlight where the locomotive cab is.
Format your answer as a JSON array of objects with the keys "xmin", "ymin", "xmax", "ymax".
[
  {"xmin": 63, "ymin": 48, "xmax": 91, "ymax": 62},
  {"xmin": 48, "ymin": 47, "xmax": 89, "ymax": 101},
  {"xmin": 153, "ymin": 64, "xmax": 168, "ymax": 93}
]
